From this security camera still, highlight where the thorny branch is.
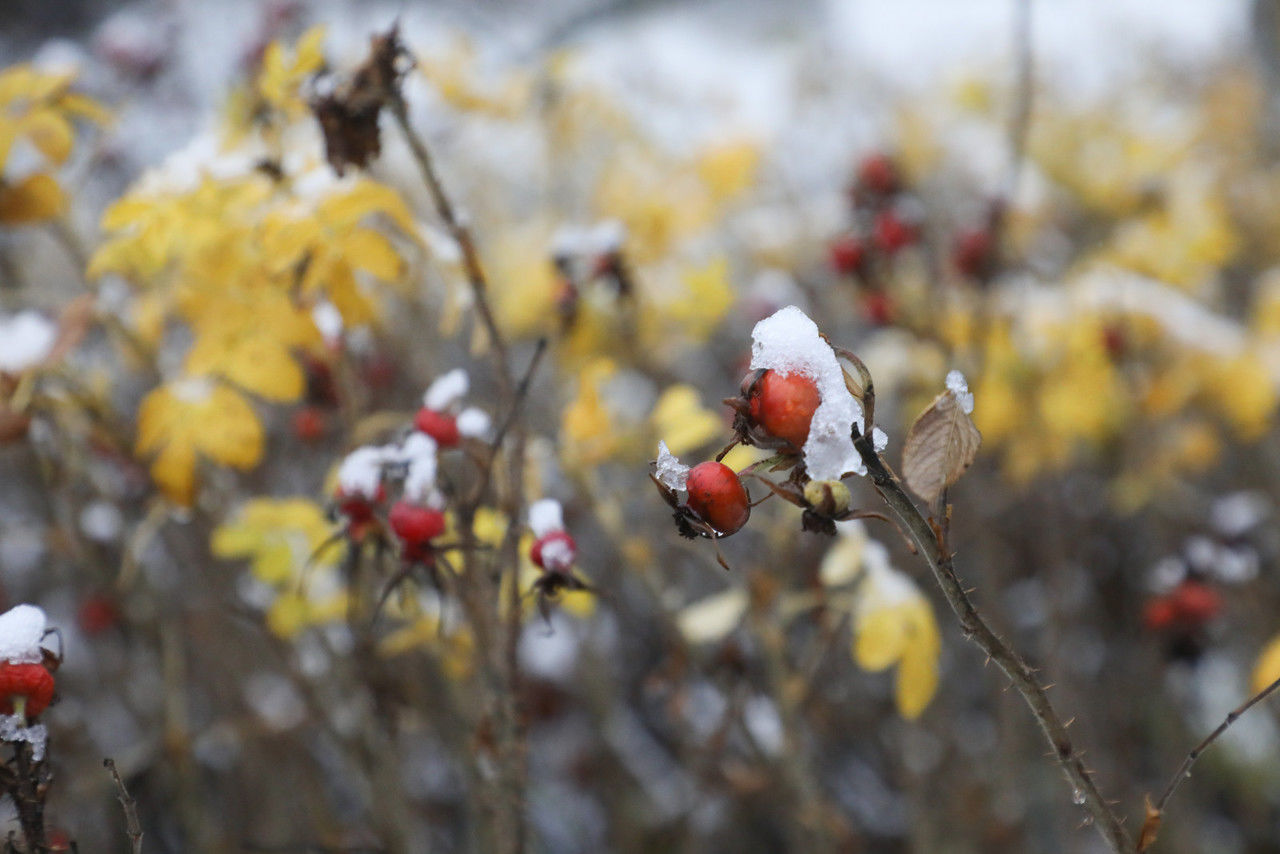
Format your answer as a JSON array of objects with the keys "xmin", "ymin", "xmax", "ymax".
[{"xmin": 852, "ymin": 431, "xmax": 1133, "ymax": 853}]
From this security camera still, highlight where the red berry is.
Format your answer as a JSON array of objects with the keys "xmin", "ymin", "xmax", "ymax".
[
  {"xmin": 1102, "ymin": 324, "xmax": 1126, "ymax": 360},
  {"xmin": 829, "ymin": 234, "xmax": 866, "ymax": 275},
  {"xmin": 414, "ymin": 408, "xmax": 461, "ymax": 447},
  {"xmin": 532, "ymin": 531, "xmax": 577, "ymax": 570},
  {"xmin": 861, "ymin": 291, "xmax": 895, "ymax": 327},
  {"xmin": 77, "ymin": 595, "xmax": 119, "ymax": 637},
  {"xmin": 748, "ymin": 369, "xmax": 822, "ymax": 449},
  {"xmin": 0, "ymin": 662, "xmax": 55, "ymax": 718},
  {"xmin": 293, "ymin": 407, "xmax": 327, "ymax": 443},
  {"xmin": 1171, "ymin": 580, "xmax": 1221, "ymax": 625},
  {"xmin": 686, "ymin": 461, "xmax": 751, "ymax": 535},
  {"xmin": 952, "ymin": 228, "xmax": 995, "ymax": 279},
  {"xmin": 389, "ymin": 500, "xmax": 447, "ymax": 546},
  {"xmin": 1142, "ymin": 597, "xmax": 1177, "ymax": 632},
  {"xmin": 873, "ymin": 210, "xmax": 918, "ymax": 254},
  {"xmin": 857, "ymin": 153, "xmax": 899, "ymax": 197},
  {"xmin": 337, "ymin": 485, "xmax": 385, "ymax": 524}
]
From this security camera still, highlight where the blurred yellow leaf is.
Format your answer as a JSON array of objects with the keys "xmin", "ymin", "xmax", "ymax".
[
  {"xmin": 136, "ymin": 379, "xmax": 264, "ymax": 503},
  {"xmin": 0, "ymin": 173, "xmax": 66, "ymax": 225},
  {"xmin": 650, "ymin": 384, "xmax": 722, "ymax": 455}
]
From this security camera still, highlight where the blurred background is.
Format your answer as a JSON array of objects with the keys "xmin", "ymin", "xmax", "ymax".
[{"xmin": 5, "ymin": 0, "xmax": 1280, "ymax": 852}]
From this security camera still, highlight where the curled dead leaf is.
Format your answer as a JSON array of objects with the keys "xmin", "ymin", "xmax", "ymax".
[
  {"xmin": 1137, "ymin": 795, "xmax": 1161, "ymax": 852},
  {"xmin": 901, "ymin": 387, "xmax": 981, "ymax": 506}
]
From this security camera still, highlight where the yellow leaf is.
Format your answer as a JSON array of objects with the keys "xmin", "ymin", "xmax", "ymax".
[
  {"xmin": 896, "ymin": 624, "xmax": 940, "ymax": 720},
  {"xmin": 697, "ymin": 140, "xmax": 759, "ymax": 202},
  {"xmin": 854, "ymin": 607, "xmax": 910, "ymax": 672},
  {"xmin": 344, "ymin": 227, "xmax": 404, "ymax": 281},
  {"xmin": 136, "ymin": 380, "xmax": 264, "ymax": 503},
  {"xmin": 0, "ymin": 173, "xmax": 66, "ymax": 224},
  {"xmin": 1252, "ymin": 634, "xmax": 1280, "ymax": 694},
  {"xmin": 650, "ymin": 384, "xmax": 722, "ymax": 455},
  {"xmin": 185, "ymin": 328, "xmax": 306, "ymax": 402},
  {"xmin": 20, "ymin": 109, "xmax": 74, "ymax": 164}
]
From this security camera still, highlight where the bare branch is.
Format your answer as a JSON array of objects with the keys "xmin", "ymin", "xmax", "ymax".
[
  {"xmin": 853, "ymin": 431, "xmax": 1132, "ymax": 853},
  {"xmin": 104, "ymin": 758, "xmax": 144, "ymax": 854}
]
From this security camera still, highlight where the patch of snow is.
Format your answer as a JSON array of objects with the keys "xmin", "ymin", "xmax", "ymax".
[
  {"xmin": 945, "ymin": 370, "xmax": 974, "ymax": 414},
  {"xmin": 0, "ymin": 313, "xmax": 56, "ymax": 374},
  {"xmin": 424, "ymin": 369, "xmax": 469, "ymax": 410},
  {"xmin": 654, "ymin": 441, "xmax": 690, "ymax": 491},
  {"xmin": 456, "ymin": 407, "xmax": 491, "ymax": 438},
  {"xmin": 529, "ymin": 498, "xmax": 565, "ymax": 538},
  {"xmin": 0, "ymin": 606, "xmax": 47, "ymax": 665}
]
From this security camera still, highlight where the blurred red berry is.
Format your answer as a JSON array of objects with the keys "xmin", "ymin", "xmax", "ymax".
[
  {"xmin": 1142, "ymin": 597, "xmax": 1178, "ymax": 632},
  {"xmin": 363, "ymin": 352, "xmax": 398, "ymax": 390},
  {"xmin": 337, "ymin": 485, "xmax": 385, "ymax": 524},
  {"xmin": 857, "ymin": 153, "xmax": 899, "ymax": 197},
  {"xmin": 749, "ymin": 369, "xmax": 821, "ymax": 449},
  {"xmin": 389, "ymin": 500, "xmax": 446, "ymax": 546},
  {"xmin": 861, "ymin": 291, "xmax": 895, "ymax": 327},
  {"xmin": 1102, "ymin": 324, "xmax": 1127, "ymax": 360},
  {"xmin": 873, "ymin": 210, "xmax": 918, "ymax": 254},
  {"xmin": 686, "ymin": 461, "xmax": 751, "ymax": 535},
  {"xmin": 77, "ymin": 595, "xmax": 119, "ymax": 637},
  {"xmin": 415, "ymin": 408, "xmax": 460, "ymax": 447},
  {"xmin": 1171, "ymin": 580, "xmax": 1221, "ymax": 625},
  {"xmin": 0, "ymin": 662, "xmax": 54, "ymax": 718},
  {"xmin": 292, "ymin": 407, "xmax": 327, "ymax": 443},
  {"xmin": 829, "ymin": 234, "xmax": 866, "ymax": 275},
  {"xmin": 532, "ymin": 531, "xmax": 578, "ymax": 570},
  {"xmin": 952, "ymin": 228, "xmax": 995, "ymax": 279}
]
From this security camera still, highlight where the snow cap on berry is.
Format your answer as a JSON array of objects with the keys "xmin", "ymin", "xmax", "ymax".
[
  {"xmin": 0, "ymin": 606, "xmax": 47, "ymax": 665},
  {"xmin": 424, "ymin": 369, "xmax": 469, "ymax": 411},
  {"xmin": 537, "ymin": 534, "xmax": 576, "ymax": 571},
  {"xmin": 337, "ymin": 446, "xmax": 393, "ymax": 499},
  {"xmin": 456, "ymin": 407, "xmax": 491, "ymax": 439},
  {"xmin": 0, "ymin": 312, "xmax": 56, "ymax": 374},
  {"xmin": 945, "ymin": 370, "xmax": 974, "ymax": 415},
  {"xmin": 529, "ymin": 498, "xmax": 565, "ymax": 538},
  {"xmin": 655, "ymin": 441, "xmax": 690, "ymax": 491},
  {"xmin": 393, "ymin": 432, "xmax": 439, "ymax": 504},
  {"xmin": 749, "ymin": 306, "xmax": 866, "ymax": 480}
]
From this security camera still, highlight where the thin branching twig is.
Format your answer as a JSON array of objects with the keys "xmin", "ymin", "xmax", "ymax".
[{"xmin": 104, "ymin": 758, "xmax": 143, "ymax": 854}]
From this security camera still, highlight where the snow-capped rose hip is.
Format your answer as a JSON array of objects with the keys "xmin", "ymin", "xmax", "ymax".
[
  {"xmin": 414, "ymin": 407, "xmax": 460, "ymax": 446},
  {"xmin": 336, "ymin": 484, "xmax": 385, "ymax": 525},
  {"xmin": 531, "ymin": 530, "xmax": 577, "ymax": 571},
  {"xmin": 686, "ymin": 461, "xmax": 751, "ymax": 535},
  {"xmin": 748, "ymin": 369, "xmax": 821, "ymax": 449},
  {"xmin": 0, "ymin": 662, "xmax": 54, "ymax": 719},
  {"xmin": 389, "ymin": 500, "xmax": 446, "ymax": 546}
]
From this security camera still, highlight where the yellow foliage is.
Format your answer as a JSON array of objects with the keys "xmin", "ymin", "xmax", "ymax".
[
  {"xmin": 650, "ymin": 384, "xmax": 723, "ymax": 456},
  {"xmin": 135, "ymin": 379, "xmax": 264, "ymax": 504},
  {"xmin": 211, "ymin": 498, "xmax": 341, "ymax": 583},
  {"xmin": 696, "ymin": 141, "xmax": 760, "ymax": 202},
  {"xmin": 0, "ymin": 63, "xmax": 107, "ymax": 226},
  {"xmin": 1252, "ymin": 635, "xmax": 1280, "ymax": 695}
]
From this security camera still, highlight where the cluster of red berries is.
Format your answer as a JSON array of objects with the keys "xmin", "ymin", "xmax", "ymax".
[
  {"xmin": 655, "ymin": 355, "xmax": 870, "ymax": 546},
  {"xmin": 828, "ymin": 152, "xmax": 1003, "ymax": 324}
]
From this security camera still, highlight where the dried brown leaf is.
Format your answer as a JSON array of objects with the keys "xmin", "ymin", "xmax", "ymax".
[
  {"xmin": 1136, "ymin": 796, "xmax": 1161, "ymax": 852},
  {"xmin": 901, "ymin": 388, "xmax": 981, "ymax": 506}
]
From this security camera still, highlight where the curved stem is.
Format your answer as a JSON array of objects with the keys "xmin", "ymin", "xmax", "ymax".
[{"xmin": 853, "ymin": 431, "xmax": 1132, "ymax": 853}]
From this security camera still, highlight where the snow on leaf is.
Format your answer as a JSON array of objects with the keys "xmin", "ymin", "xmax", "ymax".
[{"xmin": 902, "ymin": 380, "xmax": 982, "ymax": 506}]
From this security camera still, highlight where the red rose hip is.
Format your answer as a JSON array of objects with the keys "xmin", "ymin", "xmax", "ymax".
[
  {"xmin": 389, "ymin": 500, "xmax": 447, "ymax": 546},
  {"xmin": 748, "ymin": 370, "xmax": 821, "ymax": 449},
  {"xmin": 685, "ymin": 461, "xmax": 751, "ymax": 535},
  {"xmin": 0, "ymin": 662, "xmax": 54, "ymax": 718},
  {"xmin": 414, "ymin": 408, "xmax": 461, "ymax": 446}
]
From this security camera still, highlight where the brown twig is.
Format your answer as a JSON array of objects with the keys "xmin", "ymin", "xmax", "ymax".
[
  {"xmin": 104, "ymin": 758, "xmax": 144, "ymax": 854},
  {"xmin": 853, "ymin": 431, "xmax": 1131, "ymax": 853},
  {"xmin": 1153, "ymin": 673, "xmax": 1280, "ymax": 817},
  {"xmin": 387, "ymin": 94, "xmax": 512, "ymax": 395}
]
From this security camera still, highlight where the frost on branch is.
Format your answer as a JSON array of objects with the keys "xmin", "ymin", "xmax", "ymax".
[
  {"xmin": 902, "ymin": 370, "xmax": 982, "ymax": 506},
  {"xmin": 749, "ymin": 306, "xmax": 866, "ymax": 479}
]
